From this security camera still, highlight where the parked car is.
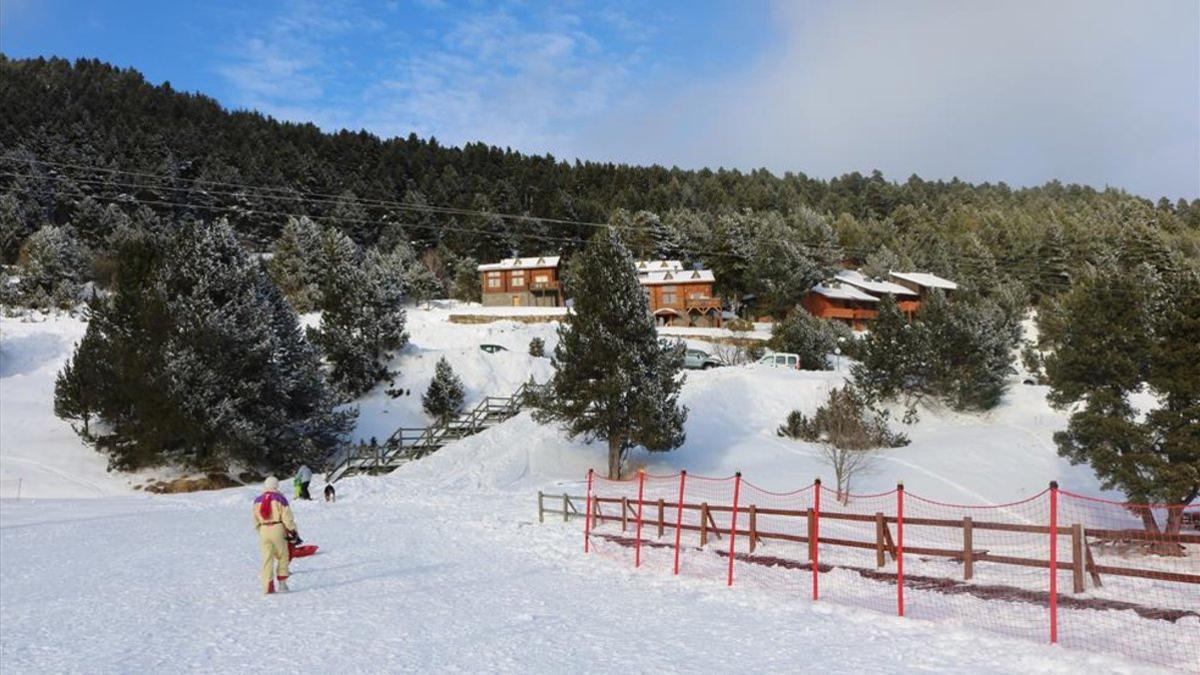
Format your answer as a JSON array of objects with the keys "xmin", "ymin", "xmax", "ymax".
[
  {"xmin": 683, "ymin": 348, "xmax": 722, "ymax": 370},
  {"xmin": 754, "ymin": 352, "xmax": 801, "ymax": 369},
  {"xmin": 479, "ymin": 344, "xmax": 509, "ymax": 354}
]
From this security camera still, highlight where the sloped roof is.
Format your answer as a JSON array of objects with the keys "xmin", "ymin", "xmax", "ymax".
[
  {"xmin": 810, "ymin": 281, "xmax": 880, "ymax": 302},
  {"xmin": 640, "ymin": 269, "xmax": 716, "ymax": 285},
  {"xmin": 635, "ymin": 260, "xmax": 684, "ymax": 273},
  {"xmin": 835, "ymin": 270, "xmax": 919, "ymax": 297},
  {"xmin": 889, "ymin": 271, "xmax": 958, "ymax": 291},
  {"xmin": 477, "ymin": 256, "xmax": 561, "ymax": 272}
]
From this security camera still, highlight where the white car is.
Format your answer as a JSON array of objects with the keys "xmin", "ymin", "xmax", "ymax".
[{"xmin": 754, "ymin": 353, "xmax": 801, "ymax": 369}]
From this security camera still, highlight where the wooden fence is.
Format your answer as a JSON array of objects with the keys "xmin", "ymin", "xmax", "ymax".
[{"xmin": 536, "ymin": 492, "xmax": 1200, "ymax": 592}]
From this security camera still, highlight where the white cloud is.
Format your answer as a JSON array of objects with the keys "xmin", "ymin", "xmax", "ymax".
[{"xmin": 570, "ymin": 0, "xmax": 1200, "ymax": 199}]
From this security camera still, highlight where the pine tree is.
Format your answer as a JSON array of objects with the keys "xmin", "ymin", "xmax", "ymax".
[
  {"xmin": 310, "ymin": 228, "xmax": 408, "ymax": 398},
  {"xmin": 451, "ymin": 255, "xmax": 481, "ymax": 302},
  {"xmin": 768, "ymin": 311, "xmax": 846, "ymax": 370},
  {"xmin": 535, "ymin": 231, "xmax": 687, "ymax": 479},
  {"xmin": 423, "ymin": 357, "xmax": 465, "ymax": 423},
  {"xmin": 53, "ymin": 218, "xmax": 353, "ymax": 472},
  {"xmin": 861, "ymin": 246, "xmax": 900, "ymax": 280},
  {"xmin": 268, "ymin": 216, "xmax": 322, "ymax": 311},
  {"xmin": 0, "ymin": 192, "xmax": 32, "ymax": 264},
  {"xmin": 1045, "ymin": 266, "xmax": 1198, "ymax": 536},
  {"xmin": 15, "ymin": 224, "xmax": 86, "ymax": 306},
  {"xmin": 1035, "ymin": 224, "xmax": 1070, "ymax": 302},
  {"xmin": 529, "ymin": 337, "xmax": 545, "ymax": 357},
  {"xmin": 851, "ymin": 295, "xmax": 922, "ymax": 407}
]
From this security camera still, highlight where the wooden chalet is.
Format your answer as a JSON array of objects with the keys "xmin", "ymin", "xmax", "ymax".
[
  {"xmin": 802, "ymin": 270, "xmax": 959, "ymax": 330},
  {"xmin": 477, "ymin": 256, "xmax": 563, "ymax": 307},
  {"xmin": 801, "ymin": 280, "xmax": 880, "ymax": 331},
  {"xmin": 636, "ymin": 260, "xmax": 722, "ymax": 327},
  {"xmin": 888, "ymin": 271, "xmax": 958, "ymax": 299}
]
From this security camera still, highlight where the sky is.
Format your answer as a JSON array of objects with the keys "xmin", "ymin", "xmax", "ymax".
[{"xmin": 2, "ymin": 0, "xmax": 1198, "ymax": 199}]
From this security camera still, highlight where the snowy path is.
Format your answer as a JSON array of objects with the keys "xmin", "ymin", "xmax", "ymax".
[{"xmin": 0, "ymin": 481, "xmax": 1156, "ymax": 674}]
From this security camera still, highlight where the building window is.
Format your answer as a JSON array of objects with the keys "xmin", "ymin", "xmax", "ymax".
[
  {"xmin": 661, "ymin": 285, "xmax": 677, "ymax": 304},
  {"xmin": 534, "ymin": 274, "xmax": 550, "ymax": 284},
  {"xmin": 511, "ymin": 272, "xmax": 525, "ymax": 287},
  {"xmin": 486, "ymin": 272, "xmax": 502, "ymax": 289}
]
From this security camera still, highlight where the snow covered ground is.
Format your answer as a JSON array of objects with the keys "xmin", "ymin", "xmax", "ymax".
[{"xmin": 1, "ymin": 304, "xmax": 1193, "ymax": 673}]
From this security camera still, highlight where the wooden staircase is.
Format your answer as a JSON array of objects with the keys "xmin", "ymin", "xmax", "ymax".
[{"xmin": 325, "ymin": 381, "xmax": 544, "ymax": 484}]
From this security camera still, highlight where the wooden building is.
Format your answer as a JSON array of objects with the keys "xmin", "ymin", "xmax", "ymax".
[
  {"xmin": 801, "ymin": 270, "xmax": 958, "ymax": 330},
  {"xmin": 887, "ymin": 271, "xmax": 958, "ymax": 300},
  {"xmin": 800, "ymin": 280, "xmax": 880, "ymax": 331},
  {"xmin": 835, "ymin": 270, "xmax": 921, "ymax": 317},
  {"xmin": 636, "ymin": 260, "xmax": 722, "ymax": 327},
  {"xmin": 477, "ymin": 256, "xmax": 563, "ymax": 307}
]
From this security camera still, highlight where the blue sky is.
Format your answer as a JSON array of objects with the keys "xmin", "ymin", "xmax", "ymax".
[{"xmin": 3, "ymin": 0, "xmax": 1198, "ymax": 199}]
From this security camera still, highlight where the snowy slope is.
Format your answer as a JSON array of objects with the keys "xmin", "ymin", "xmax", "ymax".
[
  {"xmin": 0, "ymin": 304, "xmax": 1185, "ymax": 674},
  {"xmin": 0, "ymin": 315, "xmax": 131, "ymax": 498},
  {"xmin": 0, "ymin": 482, "xmax": 1159, "ymax": 674}
]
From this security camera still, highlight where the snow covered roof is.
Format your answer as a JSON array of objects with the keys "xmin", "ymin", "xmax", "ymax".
[
  {"xmin": 477, "ymin": 256, "xmax": 561, "ymax": 272},
  {"xmin": 639, "ymin": 269, "xmax": 715, "ymax": 285},
  {"xmin": 810, "ymin": 281, "xmax": 880, "ymax": 302},
  {"xmin": 635, "ymin": 260, "xmax": 684, "ymax": 274},
  {"xmin": 835, "ymin": 270, "xmax": 919, "ymax": 297},
  {"xmin": 889, "ymin": 271, "xmax": 958, "ymax": 291}
]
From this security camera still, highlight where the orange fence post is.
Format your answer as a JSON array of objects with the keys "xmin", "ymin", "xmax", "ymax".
[
  {"xmin": 896, "ymin": 482, "xmax": 905, "ymax": 617},
  {"xmin": 584, "ymin": 468, "xmax": 594, "ymax": 553},
  {"xmin": 673, "ymin": 470, "xmax": 686, "ymax": 575},
  {"xmin": 634, "ymin": 470, "xmax": 646, "ymax": 568},
  {"xmin": 1049, "ymin": 481, "xmax": 1059, "ymax": 645},
  {"xmin": 727, "ymin": 472, "xmax": 742, "ymax": 586},
  {"xmin": 812, "ymin": 477, "xmax": 821, "ymax": 601}
]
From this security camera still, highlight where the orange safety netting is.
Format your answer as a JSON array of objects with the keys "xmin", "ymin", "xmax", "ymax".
[{"xmin": 581, "ymin": 470, "xmax": 1200, "ymax": 672}]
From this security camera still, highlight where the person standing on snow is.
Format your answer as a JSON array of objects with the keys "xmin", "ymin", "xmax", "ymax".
[
  {"xmin": 296, "ymin": 464, "xmax": 313, "ymax": 501},
  {"xmin": 253, "ymin": 476, "xmax": 298, "ymax": 594}
]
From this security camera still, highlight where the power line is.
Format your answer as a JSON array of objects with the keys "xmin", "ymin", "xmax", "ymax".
[{"xmin": 0, "ymin": 160, "xmax": 1071, "ymax": 284}]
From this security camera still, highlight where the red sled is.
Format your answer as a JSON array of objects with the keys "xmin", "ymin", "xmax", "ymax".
[{"xmin": 289, "ymin": 542, "xmax": 319, "ymax": 558}]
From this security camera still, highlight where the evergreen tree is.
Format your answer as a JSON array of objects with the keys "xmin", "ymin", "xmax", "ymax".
[
  {"xmin": 535, "ymin": 231, "xmax": 687, "ymax": 479},
  {"xmin": 310, "ymin": 228, "xmax": 408, "ymax": 398},
  {"xmin": 451, "ymin": 255, "xmax": 481, "ymax": 302},
  {"xmin": 15, "ymin": 224, "xmax": 86, "ymax": 307},
  {"xmin": 1045, "ymin": 266, "xmax": 1198, "ymax": 536},
  {"xmin": 422, "ymin": 357, "xmax": 465, "ymax": 423},
  {"xmin": 0, "ymin": 192, "xmax": 32, "ymax": 263},
  {"xmin": 768, "ymin": 311, "xmax": 847, "ymax": 370},
  {"xmin": 53, "ymin": 218, "xmax": 353, "ymax": 472},
  {"xmin": 861, "ymin": 246, "xmax": 901, "ymax": 280},
  {"xmin": 529, "ymin": 337, "xmax": 545, "ymax": 357},
  {"xmin": 1035, "ymin": 224, "xmax": 1071, "ymax": 302},
  {"xmin": 268, "ymin": 216, "xmax": 322, "ymax": 311}
]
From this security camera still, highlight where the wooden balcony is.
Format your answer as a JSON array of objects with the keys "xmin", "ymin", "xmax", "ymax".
[
  {"xmin": 684, "ymin": 296, "xmax": 722, "ymax": 311},
  {"xmin": 529, "ymin": 281, "xmax": 559, "ymax": 291}
]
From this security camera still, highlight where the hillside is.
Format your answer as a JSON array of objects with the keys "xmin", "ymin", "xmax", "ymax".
[{"xmin": 2, "ymin": 56, "xmax": 1197, "ymax": 302}]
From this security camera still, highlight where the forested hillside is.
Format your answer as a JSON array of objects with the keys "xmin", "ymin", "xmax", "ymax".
[{"xmin": 2, "ymin": 56, "xmax": 1198, "ymax": 304}]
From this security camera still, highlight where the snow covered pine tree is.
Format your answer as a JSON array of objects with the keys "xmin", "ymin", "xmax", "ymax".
[
  {"xmin": 422, "ymin": 356, "xmax": 465, "ymax": 424},
  {"xmin": 535, "ymin": 230, "xmax": 687, "ymax": 479}
]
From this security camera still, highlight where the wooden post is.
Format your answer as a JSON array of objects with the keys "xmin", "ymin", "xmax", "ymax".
[
  {"xmin": 806, "ymin": 507, "xmax": 816, "ymax": 562},
  {"xmin": 1071, "ymin": 523, "xmax": 1084, "ymax": 594},
  {"xmin": 657, "ymin": 499, "xmax": 665, "ymax": 538},
  {"xmin": 963, "ymin": 516, "xmax": 974, "ymax": 581},
  {"xmin": 621, "ymin": 497, "xmax": 628, "ymax": 532},
  {"xmin": 749, "ymin": 505, "xmax": 758, "ymax": 553},
  {"xmin": 700, "ymin": 502, "xmax": 709, "ymax": 547},
  {"xmin": 875, "ymin": 512, "xmax": 886, "ymax": 568},
  {"xmin": 1084, "ymin": 538, "xmax": 1103, "ymax": 588},
  {"xmin": 584, "ymin": 469, "xmax": 594, "ymax": 553},
  {"xmin": 562, "ymin": 493, "xmax": 569, "ymax": 522},
  {"xmin": 538, "ymin": 491, "xmax": 544, "ymax": 523}
]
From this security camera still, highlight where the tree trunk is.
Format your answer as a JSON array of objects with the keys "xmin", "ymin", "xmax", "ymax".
[
  {"xmin": 607, "ymin": 436, "xmax": 623, "ymax": 480},
  {"xmin": 1138, "ymin": 505, "xmax": 1184, "ymax": 556}
]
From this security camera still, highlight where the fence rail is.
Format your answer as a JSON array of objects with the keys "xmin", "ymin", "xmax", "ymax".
[{"xmin": 538, "ymin": 470, "xmax": 1200, "ymax": 672}]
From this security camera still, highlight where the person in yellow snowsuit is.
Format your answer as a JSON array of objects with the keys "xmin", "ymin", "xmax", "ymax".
[{"xmin": 252, "ymin": 476, "xmax": 298, "ymax": 594}]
